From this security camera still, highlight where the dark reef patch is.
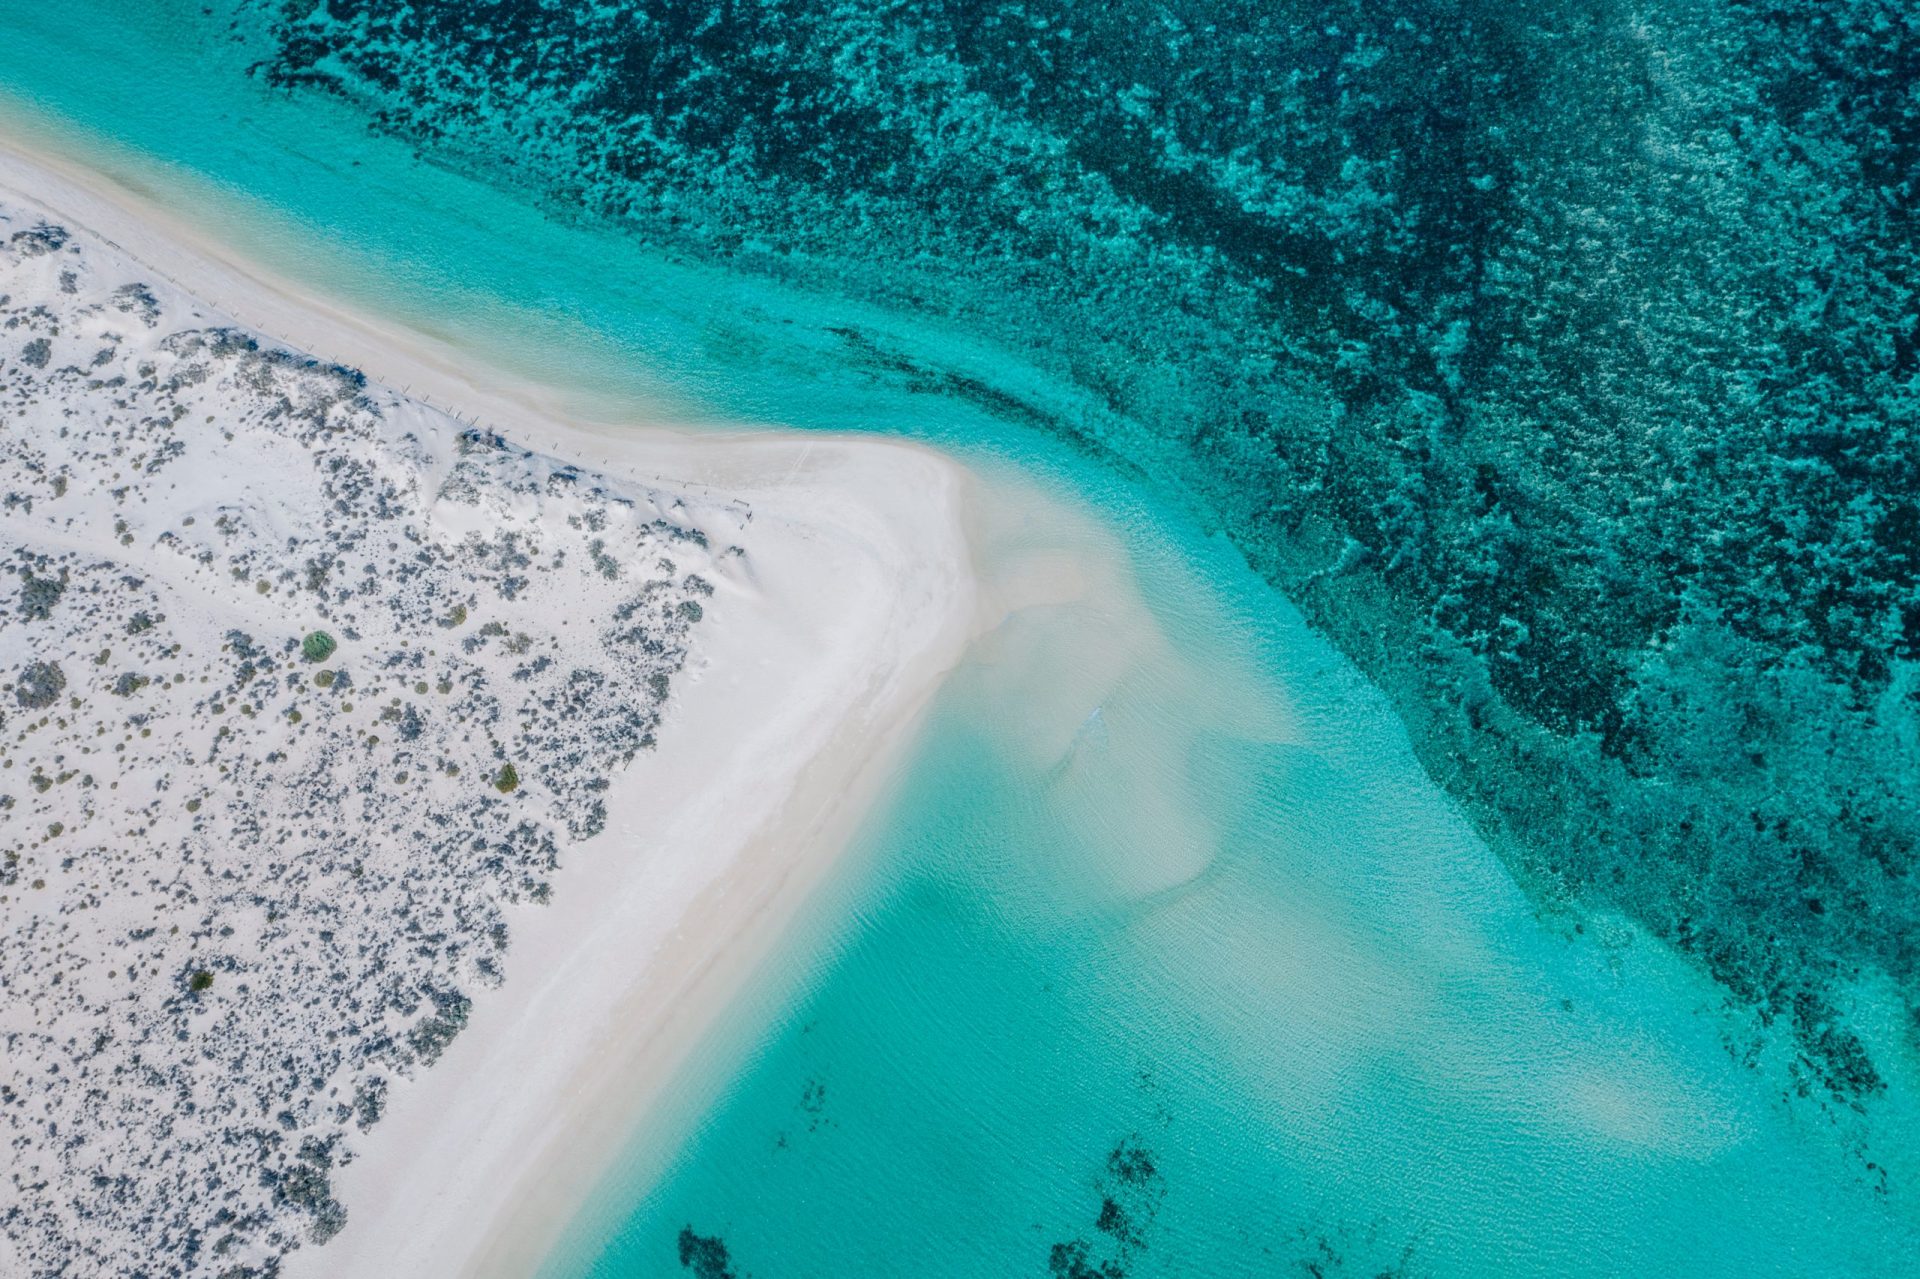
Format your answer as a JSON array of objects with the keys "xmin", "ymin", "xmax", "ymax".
[
  {"xmin": 1045, "ymin": 1135, "xmax": 1166, "ymax": 1277},
  {"xmin": 236, "ymin": 0, "xmax": 1920, "ymax": 1105},
  {"xmin": 678, "ymin": 1226, "xmax": 744, "ymax": 1279}
]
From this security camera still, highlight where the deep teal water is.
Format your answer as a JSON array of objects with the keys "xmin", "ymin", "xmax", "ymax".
[{"xmin": 2, "ymin": 7, "xmax": 1916, "ymax": 1276}]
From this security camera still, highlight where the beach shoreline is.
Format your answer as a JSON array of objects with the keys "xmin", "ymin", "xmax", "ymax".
[{"xmin": 0, "ymin": 129, "xmax": 980, "ymax": 1278}]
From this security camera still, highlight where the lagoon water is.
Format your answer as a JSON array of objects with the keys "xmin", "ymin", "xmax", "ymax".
[{"xmin": 2, "ymin": 6, "xmax": 1916, "ymax": 1275}]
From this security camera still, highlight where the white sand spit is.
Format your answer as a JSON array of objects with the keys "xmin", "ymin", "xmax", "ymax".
[{"xmin": 0, "ymin": 136, "xmax": 975, "ymax": 1278}]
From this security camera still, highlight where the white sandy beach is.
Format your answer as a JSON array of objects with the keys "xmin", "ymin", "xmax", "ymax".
[
  {"xmin": 308, "ymin": 440, "xmax": 976, "ymax": 1279},
  {"xmin": 0, "ymin": 133, "xmax": 980, "ymax": 1277}
]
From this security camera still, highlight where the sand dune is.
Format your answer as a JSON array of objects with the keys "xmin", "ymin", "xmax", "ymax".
[{"xmin": 0, "ymin": 135, "xmax": 976, "ymax": 1278}]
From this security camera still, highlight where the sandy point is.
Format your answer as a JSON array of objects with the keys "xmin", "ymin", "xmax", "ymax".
[{"xmin": 0, "ymin": 127, "xmax": 981, "ymax": 1279}]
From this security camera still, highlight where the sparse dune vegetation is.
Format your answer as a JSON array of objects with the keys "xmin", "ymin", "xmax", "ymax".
[{"xmin": 0, "ymin": 194, "xmax": 728, "ymax": 1274}]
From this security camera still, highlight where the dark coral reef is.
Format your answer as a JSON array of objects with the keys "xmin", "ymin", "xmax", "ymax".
[{"xmin": 246, "ymin": 0, "xmax": 1919, "ymax": 1101}]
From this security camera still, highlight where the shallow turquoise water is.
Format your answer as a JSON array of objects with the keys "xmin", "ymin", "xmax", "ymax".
[
  {"xmin": 543, "ymin": 462, "xmax": 1918, "ymax": 1279},
  {"xmin": 2, "ymin": 8, "xmax": 1916, "ymax": 1276}
]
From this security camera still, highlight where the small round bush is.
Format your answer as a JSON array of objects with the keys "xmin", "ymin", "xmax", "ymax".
[
  {"xmin": 302, "ymin": 630, "xmax": 338, "ymax": 663},
  {"xmin": 494, "ymin": 763, "xmax": 520, "ymax": 794}
]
